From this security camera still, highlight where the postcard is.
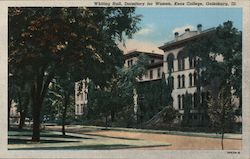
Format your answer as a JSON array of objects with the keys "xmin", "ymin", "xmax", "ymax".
[{"xmin": 1, "ymin": 0, "xmax": 250, "ymax": 158}]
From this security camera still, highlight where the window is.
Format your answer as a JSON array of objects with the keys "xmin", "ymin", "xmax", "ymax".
[
  {"xmin": 182, "ymin": 75, "xmax": 185, "ymax": 88},
  {"xmin": 178, "ymin": 95, "xmax": 181, "ymax": 109},
  {"xmin": 177, "ymin": 51, "xmax": 185, "ymax": 71},
  {"xmin": 171, "ymin": 76, "xmax": 174, "ymax": 89},
  {"xmin": 127, "ymin": 59, "xmax": 133, "ymax": 67},
  {"xmin": 80, "ymin": 104, "xmax": 84, "ymax": 114},
  {"xmin": 182, "ymin": 58, "xmax": 185, "ymax": 70},
  {"xmin": 178, "ymin": 59, "xmax": 182, "ymax": 71},
  {"xmin": 189, "ymin": 56, "xmax": 193, "ymax": 68},
  {"xmin": 182, "ymin": 95, "xmax": 185, "ymax": 109},
  {"xmin": 157, "ymin": 68, "xmax": 161, "ymax": 78},
  {"xmin": 189, "ymin": 73, "xmax": 192, "ymax": 87},
  {"xmin": 76, "ymin": 104, "xmax": 79, "ymax": 114},
  {"xmin": 193, "ymin": 72, "xmax": 197, "ymax": 86},
  {"xmin": 150, "ymin": 70, "xmax": 153, "ymax": 79},
  {"xmin": 178, "ymin": 75, "xmax": 181, "ymax": 88},
  {"xmin": 151, "ymin": 59, "xmax": 155, "ymax": 64},
  {"xmin": 167, "ymin": 54, "xmax": 174, "ymax": 72},
  {"xmin": 145, "ymin": 71, "xmax": 148, "ymax": 78},
  {"xmin": 168, "ymin": 76, "xmax": 174, "ymax": 89},
  {"xmin": 189, "ymin": 56, "xmax": 197, "ymax": 68},
  {"xmin": 85, "ymin": 91, "xmax": 87, "ymax": 100},
  {"xmin": 193, "ymin": 58, "xmax": 196, "ymax": 67}
]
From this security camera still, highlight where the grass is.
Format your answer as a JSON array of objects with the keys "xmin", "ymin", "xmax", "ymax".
[
  {"xmin": 8, "ymin": 138, "xmax": 78, "ymax": 144},
  {"xmin": 9, "ymin": 144, "xmax": 170, "ymax": 150}
]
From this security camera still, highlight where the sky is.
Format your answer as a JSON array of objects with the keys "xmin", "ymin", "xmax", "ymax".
[{"xmin": 121, "ymin": 8, "xmax": 242, "ymax": 54}]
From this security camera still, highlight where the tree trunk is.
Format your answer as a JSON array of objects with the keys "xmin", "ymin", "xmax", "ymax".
[
  {"xmin": 221, "ymin": 132, "xmax": 224, "ymax": 150},
  {"xmin": 8, "ymin": 98, "xmax": 12, "ymax": 130},
  {"xmin": 110, "ymin": 110, "xmax": 115, "ymax": 126},
  {"xmin": 32, "ymin": 101, "xmax": 41, "ymax": 142},
  {"xmin": 105, "ymin": 115, "xmax": 108, "ymax": 129},
  {"xmin": 19, "ymin": 112, "xmax": 25, "ymax": 129},
  {"xmin": 18, "ymin": 93, "xmax": 23, "ymax": 129},
  {"xmin": 31, "ymin": 70, "xmax": 55, "ymax": 142},
  {"xmin": 62, "ymin": 93, "xmax": 70, "ymax": 136},
  {"xmin": 62, "ymin": 121, "xmax": 66, "ymax": 136},
  {"xmin": 18, "ymin": 98, "xmax": 28, "ymax": 129}
]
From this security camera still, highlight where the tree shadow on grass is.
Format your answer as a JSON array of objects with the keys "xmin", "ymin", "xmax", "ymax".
[
  {"xmin": 8, "ymin": 138, "xmax": 80, "ymax": 145},
  {"xmin": 9, "ymin": 133, "xmax": 86, "ymax": 139},
  {"xmin": 9, "ymin": 144, "xmax": 171, "ymax": 150}
]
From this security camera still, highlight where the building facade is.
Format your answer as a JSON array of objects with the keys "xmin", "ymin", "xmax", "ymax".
[
  {"xmin": 75, "ymin": 79, "xmax": 88, "ymax": 115},
  {"xmin": 159, "ymin": 24, "xmax": 213, "ymax": 125},
  {"xmin": 75, "ymin": 24, "xmax": 235, "ymax": 127},
  {"xmin": 124, "ymin": 50, "xmax": 163, "ymax": 82},
  {"xmin": 75, "ymin": 50, "xmax": 164, "ymax": 116}
]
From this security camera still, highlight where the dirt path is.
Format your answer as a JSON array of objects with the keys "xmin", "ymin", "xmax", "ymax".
[{"xmin": 86, "ymin": 130, "xmax": 241, "ymax": 150}]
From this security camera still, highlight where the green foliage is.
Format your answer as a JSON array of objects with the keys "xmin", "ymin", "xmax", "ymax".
[
  {"xmin": 207, "ymin": 87, "xmax": 236, "ymax": 131},
  {"xmin": 207, "ymin": 87, "xmax": 236, "ymax": 149},
  {"xmin": 137, "ymin": 73, "xmax": 173, "ymax": 122},
  {"xmin": 87, "ymin": 54, "xmax": 149, "ymax": 126},
  {"xmin": 9, "ymin": 7, "xmax": 141, "ymax": 141},
  {"xmin": 162, "ymin": 106, "xmax": 179, "ymax": 124},
  {"xmin": 183, "ymin": 21, "xmax": 242, "ymax": 99},
  {"xmin": 182, "ymin": 92, "xmax": 192, "ymax": 126}
]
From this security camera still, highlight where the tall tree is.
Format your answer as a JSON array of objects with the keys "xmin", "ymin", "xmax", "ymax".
[
  {"xmin": 182, "ymin": 21, "xmax": 242, "ymax": 126},
  {"xmin": 9, "ymin": 7, "xmax": 141, "ymax": 141},
  {"xmin": 86, "ymin": 54, "xmax": 149, "ymax": 127},
  {"xmin": 48, "ymin": 73, "xmax": 75, "ymax": 136},
  {"xmin": 207, "ymin": 87, "xmax": 236, "ymax": 150}
]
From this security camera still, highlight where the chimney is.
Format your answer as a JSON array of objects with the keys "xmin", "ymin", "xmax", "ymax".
[
  {"xmin": 185, "ymin": 28, "xmax": 190, "ymax": 32},
  {"xmin": 174, "ymin": 32, "xmax": 179, "ymax": 41},
  {"xmin": 197, "ymin": 24, "xmax": 202, "ymax": 33}
]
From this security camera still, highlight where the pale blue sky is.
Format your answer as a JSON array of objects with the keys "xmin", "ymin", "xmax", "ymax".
[{"xmin": 122, "ymin": 8, "xmax": 242, "ymax": 53}]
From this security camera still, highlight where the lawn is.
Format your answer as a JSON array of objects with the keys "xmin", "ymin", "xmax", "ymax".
[{"xmin": 8, "ymin": 128, "xmax": 171, "ymax": 150}]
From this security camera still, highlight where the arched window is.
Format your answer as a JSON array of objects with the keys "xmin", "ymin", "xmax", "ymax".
[
  {"xmin": 178, "ymin": 75, "xmax": 181, "ymax": 88},
  {"xmin": 189, "ymin": 56, "xmax": 193, "ymax": 68},
  {"xmin": 178, "ymin": 58, "xmax": 182, "ymax": 71},
  {"xmin": 177, "ymin": 51, "xmax": 185, "ymax": 71},
  {"xmin": 167, "ymin": 54, "xmax": 174, "ymax": 72},
  {"xmin": 193, "ymin": 58, "xmax": 197, "ymax": 67},
  {"xmin": 182, "ymin": 94, "xmax": 185, "ymax": 109},
  {"xmin": 178, "ymin": 95, "xmax": 181, "ymax": 109},
  {"xmin": 189, "ymin": 73, "xmax": 192, "ymax": 87},
  {"xmin": 168, "ymin": 76, "xmax": 174, "ymax": 89},
  {"xmin": 182, "ymin": 75, "xmax": 185, "ymax": 88},
  {"xmin": 171, "ymin": 76, "xmax": 174, "ymax": 89},
  {"xmin": 190, "ymin": 94, "xmax": 193, "ymax": 108},
  {"xmin": 193, "ymin": 72, "xmax": 197, "ymax": 86}
]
